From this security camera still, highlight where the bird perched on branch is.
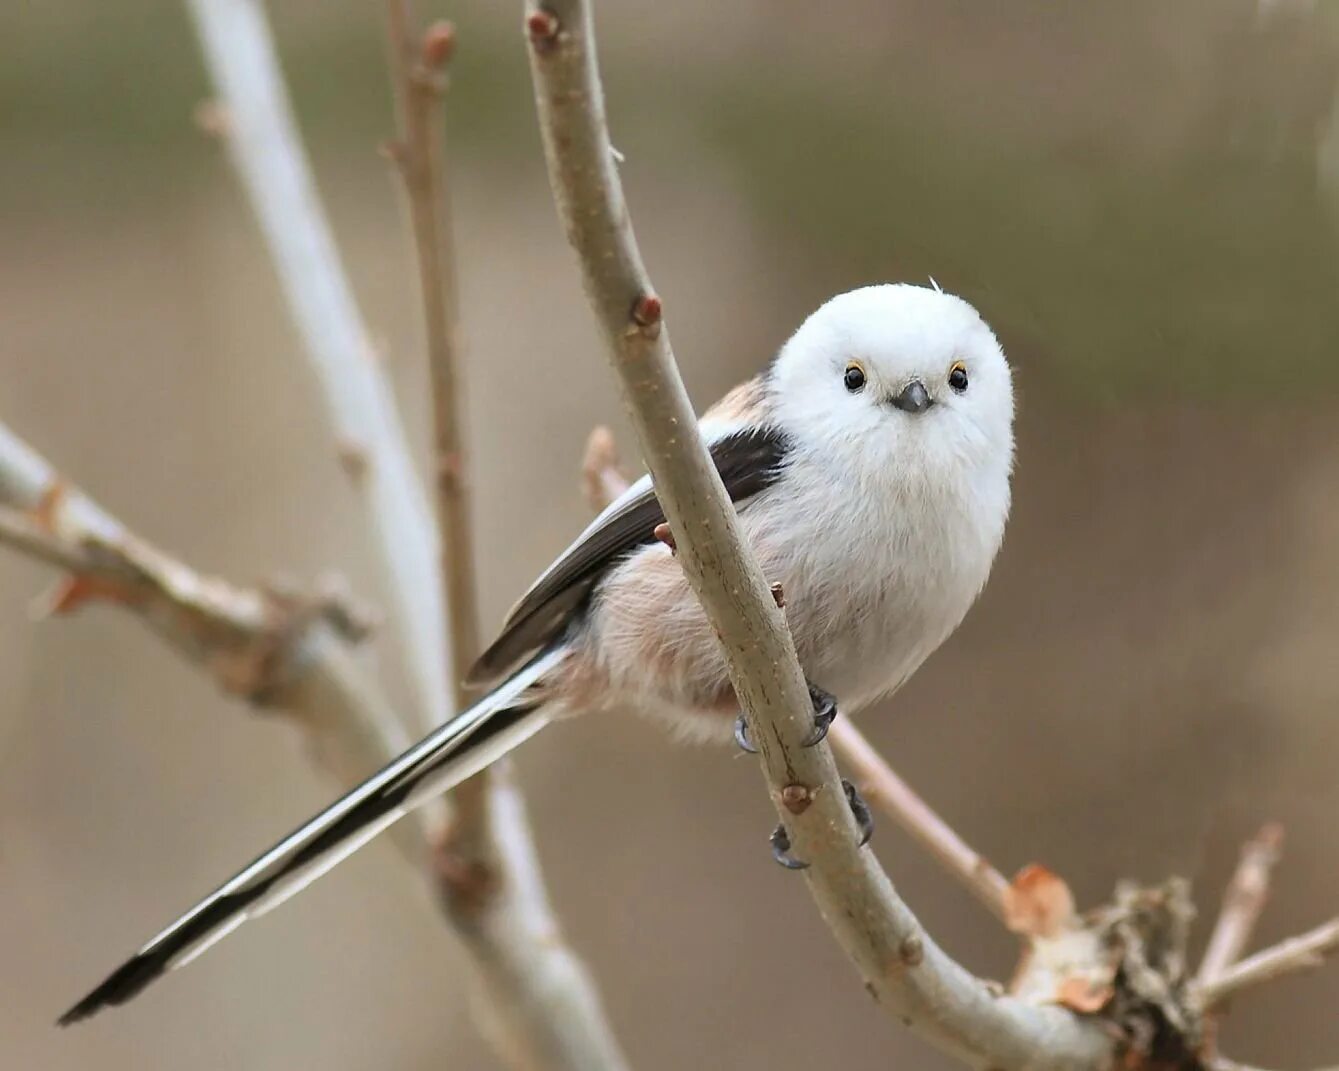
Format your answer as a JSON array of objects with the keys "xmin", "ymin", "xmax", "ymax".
[{"xmin": 61, "ymin": 282, "xmax": 1015, "ymax": 1022}]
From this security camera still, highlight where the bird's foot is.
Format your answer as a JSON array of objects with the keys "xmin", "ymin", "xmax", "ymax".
[
  {"xmin": 733, "ymin": 681, "xmax": 838, "ymax": 754},
  {"xmin": 770, "ymin": 779, "xmax": 874, "ymax": 870},
  {"xmin": 802, "ymin": 682, "xmax": 838, "ymax": 747}
]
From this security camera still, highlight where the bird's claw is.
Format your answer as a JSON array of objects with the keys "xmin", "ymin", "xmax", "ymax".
[
  {"xmin": 802, "ymin": 682, "xmax": 838, "ymax": 747},
  {"xmin": 770, "ymin": 778, "xmax": 874, "ymax": 869},
  {"xmin": 770, "ymin": 823, "xmax": 809, "ymax": 869},
  {"xmin": 843, "ymin": 778, "xmax": 874, "ymax": 847},
  {"xmin": 735, "ymin": 682, "xmax": 837, "ymax": 754},
  {"xmin": 734, "ymin": 712, "xmax": 757, "ymax": 754}
]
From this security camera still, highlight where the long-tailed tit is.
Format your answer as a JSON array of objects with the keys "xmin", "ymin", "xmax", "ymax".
[{"xmin": 60, "ymin": 282, "xmax": 1015, "ymax": 1023}]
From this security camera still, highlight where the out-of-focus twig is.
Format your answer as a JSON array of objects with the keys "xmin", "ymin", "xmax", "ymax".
[
  {"xmin": 524, "ymin": 3, "xmax": 1112, "ymax": 1067},
  {"xmin": 382, "ymin": 6, "xmax": 629, "ymax": 1069},
  {"xmin": 185, "ymin": 0, "xmax": 449, "ymax": 736},
  {"xmin": 1197, "ymin": 916, "xmax": 1339, "ymax": 1009},
  {"xmin": 580, "ymin": 425, "xmax": 629, "ymax": 512},
  {"xmin": 579, "ymin": 424, "xmax": 1012, "ymax": 923},
  {"xmin": 382, "ymin": 4, "xmax": 479, "ymax": 707},
  {"xmin": 0, "ymin": 422, "xmax": 424, "ymax": 866},
  {"xmin": 1197, "ymin": 824, "xmax": 1286, "ymax": 987}
]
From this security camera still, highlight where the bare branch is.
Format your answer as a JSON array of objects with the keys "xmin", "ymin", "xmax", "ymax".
[
  {"xmin": 435, "ymin": 763, "xmax": 632, "ymax": 1071},
  {"xmin": 0, "ymin": 422, "xmax": 424, "ymax": 867},
  {"xmin": 1197, "ymin": 916, "xmax": 1339, "ymax": 1009},
  {"xmin": 827, "ymin": 718, "xmax": 1011, "ymax": 923},
  {"xmin": 382, "ymin": 5, "xmax": 629, "ymax": 1068},
  {"xmin": 1197, "ymin": 824, "xmax": 1286, "ymax": 986},
  {"xmin": 524, "ymin": 3, "xmax": 1111, "ymax": 1067},
  {"xmin": 185, "ymin": 0, "xmax": 449, "ymax": 736}
]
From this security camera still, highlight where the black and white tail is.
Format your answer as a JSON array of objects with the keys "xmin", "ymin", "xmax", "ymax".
[{"xmin": 58, "ymin": 648, "xmax": 563, "ymax": 1025}]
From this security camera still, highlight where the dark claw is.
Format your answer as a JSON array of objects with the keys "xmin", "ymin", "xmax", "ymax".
[
  {"xmin": 734, "ymin": 712, "xmax": 757, "ymax": 754},
  {"xmin": 770, "ymin": 824, "xmax": 809, "ymax": 870},
  {"xmin": 802, "ymin": 682, "xmax": 838, "ymax": 747},
  {"xmin": 771, "ymin": 781, "xmax": 872, "ymax": 870},
  {"xmin": 843, "ymin": 779, "xmax": 874, "ymax": 847}
]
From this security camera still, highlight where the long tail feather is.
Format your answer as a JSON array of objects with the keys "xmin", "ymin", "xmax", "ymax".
[{"xmin": 58, "ymin": 648, "xmax": 564, "ymax": 1025}]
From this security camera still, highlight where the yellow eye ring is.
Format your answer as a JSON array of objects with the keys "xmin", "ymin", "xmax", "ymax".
[
  {"xmin": 843, "ymin": 362, "xmax": 867, "ymax": 392},
  {"xmin": 947, "ymin": 361, "xmax": 969, "ymax": 393}
]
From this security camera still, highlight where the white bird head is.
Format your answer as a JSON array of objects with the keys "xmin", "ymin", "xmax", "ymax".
[{"xmin": 770, "ymin": 283, "xmax": 1015, "ymax": 483}]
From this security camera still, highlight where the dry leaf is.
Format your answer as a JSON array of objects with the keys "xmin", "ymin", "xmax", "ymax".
[{"xmin": 1005, "ymin": 864, "xmax": 1077, "ymax": 939}]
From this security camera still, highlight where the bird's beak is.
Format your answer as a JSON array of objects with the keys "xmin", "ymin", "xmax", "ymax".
[{"xmin": 890, "ymin": 379, "xmax": 933, "ymax": 414}]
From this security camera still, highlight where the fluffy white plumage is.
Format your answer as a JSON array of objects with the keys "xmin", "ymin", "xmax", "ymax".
[{"xmin": 576, "ymin": 283, "xmax": 1014, "ymax": 739}]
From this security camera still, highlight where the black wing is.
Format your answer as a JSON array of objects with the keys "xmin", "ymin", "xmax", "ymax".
[{"xmin": 466, "ymin": 425, "xmax": 791, "ymax": 686}]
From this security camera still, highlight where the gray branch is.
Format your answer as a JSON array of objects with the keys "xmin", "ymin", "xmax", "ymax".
[{"xmin": 522, "ymin": 2, "xmax": 1113, "ymax": 1067}]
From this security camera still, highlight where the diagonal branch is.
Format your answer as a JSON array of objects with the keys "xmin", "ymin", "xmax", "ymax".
[
  {"xmin": 523, "ymin": 3, "xmax": 1112, "ymax": 1067},
  {"xmin": 1197, "ymin": 824, "xmax": 1285, "ymax": 987},
  {"xmin": 1197, "ymin": 916, "xmax": 1339, "ymax": 1009},
  {"xmin": 827, "ymin": 719, "xmax": 1011, "ymax": 923},
  {"xmin": 0, "ymin": 422, "xmax": 424, "ymax": 867}
]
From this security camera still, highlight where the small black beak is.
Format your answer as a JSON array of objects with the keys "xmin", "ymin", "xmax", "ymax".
[{"xmin": 890, "ymin": 379, "xmax": 933, "ymax": 414}]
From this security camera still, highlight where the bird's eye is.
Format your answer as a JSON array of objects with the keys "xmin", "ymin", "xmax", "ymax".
[
  {"xmin": 843, "ymin": 363, "xmax": 867, "ymax": 393},
  {"xmin": 948, "ymin": 361, "xmax": 969, "ymax": 393}
]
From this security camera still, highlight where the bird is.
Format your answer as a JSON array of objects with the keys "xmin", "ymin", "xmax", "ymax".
[{"xmin": 59, "ymin": 282, "xmax": 1016, "ymax": 1024}]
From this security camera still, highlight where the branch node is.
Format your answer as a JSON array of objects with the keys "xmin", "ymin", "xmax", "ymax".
[
  {"xmin": 770, "ymin": 582, "xmax": 785, "ymax": 608},
  {"xmin": 420, "ymin": 20, "xmax": 457, "ymax": 69},
  {"xmin": 526, "ymin": 8, "xmax": 561, "ymax": 50},
  {"xmin": 377, "ymin": 139, "xmax": 409, "ymax": 166},
  {"xmin": 192, "ymin": 98, "xmax": 234, "ymax": 138},
  {"xmin": 31, "ymin": 479, "xmax": 68, "ymax": 533},
  {"xmin": 336, "ymin": 439, "xmax": 370, "ymax": 481},
  {"xmin": 653, "ymin": 521, "xmax": 676, "ymax": 553},
  {"xmin": 780, "ymin": 782, "xmax": 814, "ymax": 815},
  {"xmin": 898, "ymin": 934, "xmax": 925, "ymax": 967},
  {"xmin": 631, "ymin": 292, "xmax": 663, "ymax": 335}
]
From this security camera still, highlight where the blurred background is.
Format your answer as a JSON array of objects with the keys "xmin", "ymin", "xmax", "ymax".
[{"xmin": 3, "ymin": 0, "xmax": 1339, "ymax": 1067}]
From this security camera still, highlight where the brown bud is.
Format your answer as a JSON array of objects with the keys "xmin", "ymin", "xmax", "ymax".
[
  {"xmin": 526, "ymin": 8, "xmax": 560, "ymax": 47},
  {"xmin": 898, "ymin": 934, "xmax": 925, "ymax": 967},
  {"xmin": 420, "ymin": 21, "xmax": 456, "ymax": 68},
  {"xmin": 780, "ymin": 783, "xmax": 813, "ymax": 815},
  {"xmin": 653, "ymin": 522, "xmax": 676, "ymax": 553},
  {"xmin": 632, "ymin": 292, "xmax": 663, "ymax": 328},
  {"xmin": 770, "ymin": 582, "xmax": 785, "ymax": 608}
]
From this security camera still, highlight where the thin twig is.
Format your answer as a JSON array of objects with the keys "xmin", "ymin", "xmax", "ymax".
[
  {"xmin": 1197, "ymin": 916, "xmax": 1339, "ymax": 1009},
  {"xmin": 185, "ymin": 0, "xmax": 450, "ymax": 736},
  {"xmin": 382, "ymin": 6, "xmax": 629, "ymax": 1068},
  {"xmin": 578, "ymin": 426, "xmax": 1013, "ymax": 923},
  {"xmin": 1197, "ymin": 824, "xmax": 1286, "ymax": 986},
  {"xmin": 524, "ymin": 3, "xmax": 1111, "ymax": 1067},
  {"xmin": 382, "ymin": 3, "xmax": 480, "ymax": 706},
  {"xmin": 581, "ymin": 425, "xmax": 629, "ymax": 511},
  {"xmin": 827, "ymin": 719, "xmax": 1011, "ymax": 923},
  {"xmin": 381, "ymin": 0, "xmax": 496, "ymax": 863}
]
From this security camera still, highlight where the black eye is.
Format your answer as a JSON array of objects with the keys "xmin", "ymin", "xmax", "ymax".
[
  {"xmin": 948, "ymin": 362, "xmax": 969, "ymax": 393},
  {"xmin": 843, "ymin": 363, "xmax": 866, "ymax": 392}
]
